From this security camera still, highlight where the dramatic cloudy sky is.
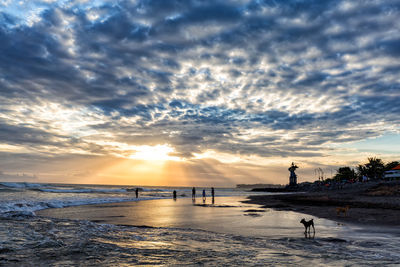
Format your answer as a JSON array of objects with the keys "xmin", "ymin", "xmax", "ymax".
[{"xmin": 0, "ymin": 0, "xmax": 399, "ymax": 186}]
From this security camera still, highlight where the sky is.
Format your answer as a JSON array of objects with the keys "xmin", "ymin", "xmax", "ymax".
[{"xmin": 0, "ymin": 0, "xmax": 399, "ymax": 187}]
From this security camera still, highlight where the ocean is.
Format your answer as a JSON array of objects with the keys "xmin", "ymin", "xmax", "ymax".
[{"xmin": 1, "ymin": 182, "xmax": 400, "ymax": 266}]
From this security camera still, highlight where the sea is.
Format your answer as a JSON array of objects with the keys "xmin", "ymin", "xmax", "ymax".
[{"xmin": 1, "ymin": 182, "xmax": 400, "ymax": 266}]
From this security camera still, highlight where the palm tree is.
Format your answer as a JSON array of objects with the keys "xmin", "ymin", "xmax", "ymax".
[
  {"xmin": 334, "ymin": 167, "xmax": 356, "ymax": 182},
  {"xmin": 357, "ymin": 157, "xmax": 385, "ymax": 180}
]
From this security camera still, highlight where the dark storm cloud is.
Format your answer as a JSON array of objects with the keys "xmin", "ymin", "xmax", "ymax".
[
  {"xmin": 1, "ymin": 0, "xmax": 400, "ymax": 162},
  {"xmin": 0, "ymin": 121, "xmax": 66, "ymax": 146}
]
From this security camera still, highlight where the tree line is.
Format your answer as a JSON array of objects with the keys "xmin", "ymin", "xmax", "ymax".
[{"xmin": 333, "ymin": 157, "xmax": 399, "ymax": 182}]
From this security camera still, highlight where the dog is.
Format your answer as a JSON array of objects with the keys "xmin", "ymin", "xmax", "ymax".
[
  {"xmin": 300, "ymin": 218, "xmax": 315, "ymax": 234},
  {"xmin": 336, "ymin": 205, "xmax": 350, "ymax": 217}
]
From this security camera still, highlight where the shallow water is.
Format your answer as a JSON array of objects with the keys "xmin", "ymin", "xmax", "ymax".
[
  {"xmin": 1, "ymin": 183, "xmax": 400, "ymax": 266},
  {"xmin": 37, "ymin": 196, "xmax": 396, "ymax": 239},
  {"xmin": 36, "ymin": 196, "xmax": 400, "ymax": 266},
  {"xmin": 2, "ymin": 214, "xmax": 400, "ymax": 265},
  {"xmin": 0, "ymin": 182, "xmax": 255, "ymax": 215}
]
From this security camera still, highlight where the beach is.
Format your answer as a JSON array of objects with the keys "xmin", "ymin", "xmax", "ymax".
[
  {"xmin": 245, "ymin": 181, "xmax": 400, "ymax": 227},
  {"xmin": 37, "ymin": 196, "xmax": 366, "ymax": 238},
  {"xmin": 1, "ymin": 182, "xmax": 400, "ymax": 266}
]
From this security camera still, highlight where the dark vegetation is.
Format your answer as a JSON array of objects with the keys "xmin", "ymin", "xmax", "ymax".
[
  {"xmin": 252, "ymin": 157, "xmax": 399, "ymax": 193},
  {"xmin": 332, "ymin": 157, "xmax": 398, "ymax": 182}
]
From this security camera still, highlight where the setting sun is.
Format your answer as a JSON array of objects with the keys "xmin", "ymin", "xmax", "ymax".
[{"xmin": 129, "ymin": 144, "xmax": 182, "ymax": 162}]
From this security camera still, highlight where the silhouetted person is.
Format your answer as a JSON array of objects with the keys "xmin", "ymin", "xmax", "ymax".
[
  {"xmin": 211, "ymin": 187, "xmax": 215, "ymax": 198},
  {"xmin": 202, "ymin": 189, "xmax": 206, "ymax": 202},
  {"xmin": 135, "ymin": 188, "xmax": 139, "ymax": 198},
  {"xmin": 192, "ymin": 187, "xmax": 196, "ymax": 199},
  {"xmin": 173, "ymin": 190, "xmax": 177, "ymax": 199}
]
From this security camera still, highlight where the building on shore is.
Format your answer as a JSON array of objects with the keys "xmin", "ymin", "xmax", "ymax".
[{"xmin": 384, "ymin": 164, "xmax": 400, "ymax": 179}]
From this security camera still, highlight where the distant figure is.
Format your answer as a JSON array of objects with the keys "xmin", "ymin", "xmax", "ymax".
[
  {"xmin": 211, "ymin": 187, "xmax": 215, "ymax": 198},
  {"xmin": 173, "ymin": 190, "xmax": 177, "ymax": 199},
  {"xmin": 135, "ymin": 188, "xmax": 139, "ymax": 198},
  {"xmin": 288, "ymin": 162, "xmax": 299, "ymax": 186},
  {"xmin": 202, "ymin": 189, "xmax": 206, "ymax": 202},
  {"xmin": 192, "ymin": 187, "xmax": 196, "ymax": 199}
]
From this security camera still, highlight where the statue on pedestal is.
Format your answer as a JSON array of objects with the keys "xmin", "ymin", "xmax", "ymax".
[{"xmin": 288, "ymin": 162, "xmax": 298, "ymax": 186}]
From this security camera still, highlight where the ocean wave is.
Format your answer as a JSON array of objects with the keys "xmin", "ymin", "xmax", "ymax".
[
  {"xmin": 0, "ymin": 182, "xmax": 45, "ymax": 189},
  {"xmin": 0, "ymin": 197, "xmax": 162, "ymax": 218},
  {"xmin": 0, "ymin": 183, "xmax": 248, "ymax": 218},
  {"xmin": 37, "ymin": 188, "xmax": 129, "ymax": 193},
  {"xmin": 140, "ymin": 188, "xmax": 168, "ymax": 192}
]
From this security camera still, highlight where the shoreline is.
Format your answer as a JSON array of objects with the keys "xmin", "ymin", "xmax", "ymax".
[{"xmin": 244, "ymin": 181, "xmax": 400, "ymax": 227}]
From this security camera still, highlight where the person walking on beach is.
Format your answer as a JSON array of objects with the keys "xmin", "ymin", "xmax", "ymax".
[
  {"xmin": 192, "ymin": 187, "xmax": 196, "ymax": 199},
  {"xmin": 202, "ymin": 189, "xmax": 206, "ymax": 202},
  {"xmin": 173, "ymin": 190, "xmax": 177, "ymax": 199},
  {"xmin": 135, "ymin": 188, "xmax": 139, "ymax": 198}
]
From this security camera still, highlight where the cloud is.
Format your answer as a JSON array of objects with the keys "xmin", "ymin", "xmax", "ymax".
[{"xmin": 0, "ymin": 0, "xmax": 400, "ymax": 183}]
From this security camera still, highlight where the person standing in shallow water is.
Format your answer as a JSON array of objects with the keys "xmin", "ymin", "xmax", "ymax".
[
  {"xmin": 173, "ymin": 190, "xmax": 177, "ymax": 199},
  {"xmin": 211, "ymin": 187, "xmax": 215, "ymax": 204},
  {"xmin": 192, "ymin": 187, "xmax": 196, "ymax": 199},
  {"xmin": 135, "ymin": 188, "xmax": 139, "ymax": 198},
  {"xmin": 202, "ymin": 189, "xmax": 206, "ymax": 202}
]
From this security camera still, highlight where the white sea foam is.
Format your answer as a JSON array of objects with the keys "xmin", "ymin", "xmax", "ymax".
[
  {"xmin": 0, "ymin": 182, "xmax": 173, "ymax": 217},
  {"xmin": 0, "ymin": 196, "xmax": 164, "ymax": 218}
]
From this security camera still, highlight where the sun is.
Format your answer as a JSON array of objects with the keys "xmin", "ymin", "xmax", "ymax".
[{"xmin": 129, "ymin": 144, "xmax": 182, "ymax": 162}]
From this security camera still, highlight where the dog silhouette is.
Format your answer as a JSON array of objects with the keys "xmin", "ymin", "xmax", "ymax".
[
  {"xmin": 336, "ymin": 205, "xmax": 350, "ymax": 217},
  {"xmin": 300, "ymin": 218, "xmax": 315, "ymax": 234}
]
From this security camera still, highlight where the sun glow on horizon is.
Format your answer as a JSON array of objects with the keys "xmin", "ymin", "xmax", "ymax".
[{"xmin": 129, "ymin": 144, "xmax": 182, "ymax": 162}]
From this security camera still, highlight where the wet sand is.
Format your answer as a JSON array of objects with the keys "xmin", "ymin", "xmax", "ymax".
[
  {"xmin": 244, "ymin": 181, "xmax": 400, "ymax": 227},
  {"xmin": 39, "ymin": 196, "xmax": 334, "ymax": 238},
  {"xmin": 37, "ymin": 196, "xmax": 400, "ymax": 239}
]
